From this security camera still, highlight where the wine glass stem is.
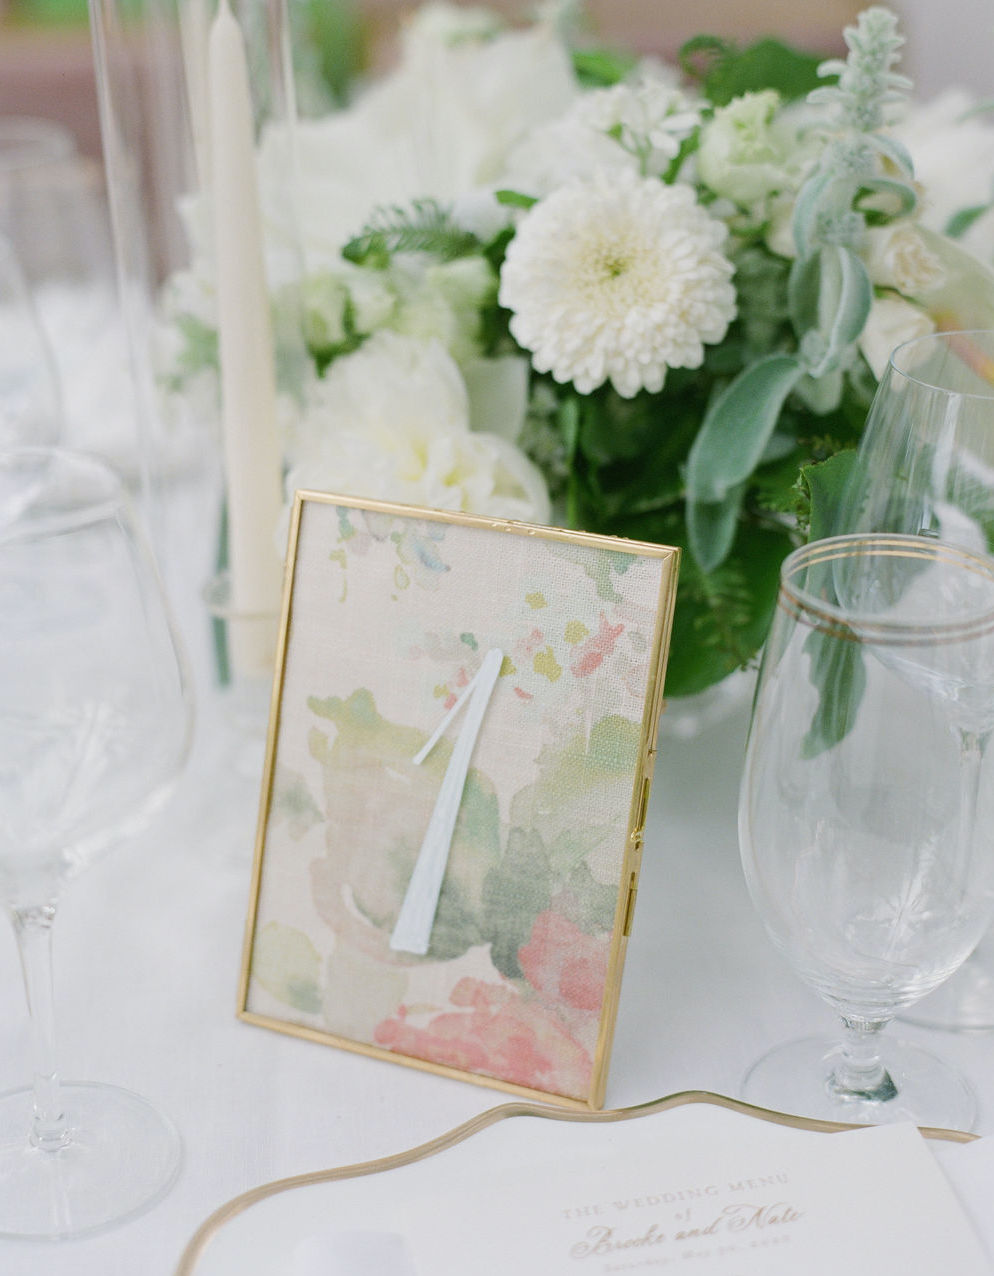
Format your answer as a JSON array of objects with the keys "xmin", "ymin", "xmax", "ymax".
[
  {"xmin": 832, "ymin": 1016, "xmax": 897, "ymax": 1102},
  {"xmin": 11, "ymin": 904, "xmax": 70, "ymax": 1150}
]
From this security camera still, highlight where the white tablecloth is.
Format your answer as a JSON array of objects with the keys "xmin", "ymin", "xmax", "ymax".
[{"xmin": 1, "ymin": 476, "xmax": 992, "ymax": 1274}]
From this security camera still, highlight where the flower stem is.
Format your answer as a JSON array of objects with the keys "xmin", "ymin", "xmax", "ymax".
[
  {"xmin": 829, "ymin": 1015, "xmax": 897, "ymax": 1103},
  {"xmin": 11, "ymin": 905, "xmax": 70, "ymax": 1151}
]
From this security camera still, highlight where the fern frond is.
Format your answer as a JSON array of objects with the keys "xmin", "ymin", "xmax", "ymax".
[{"xmin": 342, "ymin": 199, "xmax": 482, "ymax": 266}]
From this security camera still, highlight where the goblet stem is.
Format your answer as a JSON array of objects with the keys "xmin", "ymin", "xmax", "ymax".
[
  {"xmin": 11, "ymin": 903, "xmax": 70, "ymax": 1151},
  {"xmin": 956, "ymin": 730, "xmax": 984, "ymax": 876},
  {"xmin": 830, "ymin": 1016, "xmax": 897, "ymax": 1102}
]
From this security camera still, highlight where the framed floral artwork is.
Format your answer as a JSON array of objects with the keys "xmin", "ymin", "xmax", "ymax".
[{"xmin": 238, "ymin": 492, "xmax": 679, "ymax": 1109}]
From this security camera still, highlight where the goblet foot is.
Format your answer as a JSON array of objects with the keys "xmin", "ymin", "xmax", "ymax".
[
  {"xmin": 0, "ymin": 1081, "xmax": 181, "ymax": 1239},
  {"xmin": 900, "ymin": 951, "xmax": 994, "ymax": 1031},
  {"xmin": 742, "ymin": 1035, "xmax": 977, "ymax": 1132}
]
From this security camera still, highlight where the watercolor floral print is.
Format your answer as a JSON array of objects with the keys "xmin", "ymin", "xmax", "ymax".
[{"xmin": 245, "ymin": 497, "xmax": 675, "ymax": 1103}]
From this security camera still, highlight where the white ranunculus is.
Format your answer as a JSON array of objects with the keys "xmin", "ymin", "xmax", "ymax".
[
  {"xmin": 286, "ymin": 332, "xmax": 550, "ymax": 523},
  {"xmin": 861, "ymin": 222, "xmax": 946, "ymax": 296},
  {"xmin": 697, "ymin": 91, "xmax": 802, "ymax": 208},
  {"xmin": 858, "ymin": 294, "xmax": 936, "ymax": 379}
]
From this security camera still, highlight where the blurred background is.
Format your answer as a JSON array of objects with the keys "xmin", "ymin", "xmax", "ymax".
[{"xmin": 0, "ymin": 0, "xmax": 989, "ymax": 164}]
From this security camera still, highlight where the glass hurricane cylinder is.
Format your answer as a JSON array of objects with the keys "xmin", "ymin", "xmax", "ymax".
[
  {"xmin": 0, "ymin": 115, "xmax": 139, "ymax": 471},
  {"xmin": 87, "ymin": 0, "xmax": 304, "ymax": 686}
]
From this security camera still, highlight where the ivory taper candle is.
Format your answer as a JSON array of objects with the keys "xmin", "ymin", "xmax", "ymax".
[{"xmin": 208, "ymin": 0, "xmax": 283, "ymax": 679}]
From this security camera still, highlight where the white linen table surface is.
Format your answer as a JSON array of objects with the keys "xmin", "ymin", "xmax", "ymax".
[{"xmin": 0, "ymin": 478, "xmax": 992, "ymax": 1275}]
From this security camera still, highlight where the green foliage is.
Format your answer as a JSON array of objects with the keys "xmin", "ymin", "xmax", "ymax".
[
  {"xmin": 571, "ymin": 46, "xmax": 638, "ymax": 88},
  {"xmin": 798, "ymin": 448, "xmax": 859, "ymax": 541},
  {"xmin": 685, "ymin": 354, "xmax": 803, "ymax": 571},
  {"xmin": 617, "ymin": 510, "xmax": 790, "ymax": 698},
  {"xmin": 342, "ymin": 200, "xmax": 483, "ymax": 267},
  {"xmin": 166, "ymin": 313, "xmax": 218, "ymax": 388},
  {"xmin": 679, "ymin": 34, "xmax": 830, "ymax": 106},
  {"xmin": 946, "ymin": 204, "xmax": 994, "ymax": 240},
  {"xmin": 294, "ymin": 0, "xmax": 365, "ymax": 107},
  {"xmin": 494, "ymin": 189, "xmax": 539, "ymax": 210},
  {"xmin": 801, "ymin": 627, "xmax": 867, "ymax": 759}
]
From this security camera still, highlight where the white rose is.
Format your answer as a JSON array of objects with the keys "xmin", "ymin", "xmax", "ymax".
[
  {"xmin": 858, "ymin": 295, "xmax": 936, "ymax": 379},
  {"xmin": 861, "ymin": 223, "xmax": 946, "ymax": 296}
]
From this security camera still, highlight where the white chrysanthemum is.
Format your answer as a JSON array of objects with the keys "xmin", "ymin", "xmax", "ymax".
[
  {"xmin": 499, "ymin": 169, "xmax": 737, "ymax": 398},
  {"xmin": 285, "ymin": 332, "xmax": 550, "ymax": 523}
]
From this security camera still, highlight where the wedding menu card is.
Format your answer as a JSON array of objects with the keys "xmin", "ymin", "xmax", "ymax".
[
  {"xmin": 397, "ymin": 1111, "xmax": 988, "ymax": 1275},
  {"xmin": 182, "ymin": 1100, "xmax": 993, "ymax": 1276},
  {"xmin": 285, "ymin": 1105, "xmax": 990, "ymax": 1276}
]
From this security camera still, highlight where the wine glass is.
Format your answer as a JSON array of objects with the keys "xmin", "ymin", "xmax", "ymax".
[
  {"xmin": 836, "ymin": 327, "xmax": 994, "ymax": 1029},
  {"xmin": 0, "ymin": 447, "xmax": 192, "ymax": 1239},
  {"xmin": 739, "ymin": 533, "xmax": 994, "ymax": 1130},
  {"xmin": 0, "ymin": 231, "xmax": 63, "ymax": 454}
]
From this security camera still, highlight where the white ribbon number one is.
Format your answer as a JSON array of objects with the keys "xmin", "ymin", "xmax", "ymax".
[{"xmin": 389, "ymin": 647, "xmax": 504, "ymax": 956}]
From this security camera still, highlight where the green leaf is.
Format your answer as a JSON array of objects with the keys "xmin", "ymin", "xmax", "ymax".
[
  {"xmin": 685, "ymin": 354, "xmax": 803, "ymax": 571},
  {"xmin": 686, "ymin": 355, "xmax": 804, "ymax": 504},
  {"xmin": 686, "ymin": 483, "xmax": 746, "ymax": 577},
  {"xmin": 799, "ymin": 448, "xmax": 859, "ymax": 541},
  {"xmin": 868, "ymin": 132, "xmax": 915, "ymax": 180},
  {"xmin": 800, "ymin": 625, "xmax": 867, "ymax": 759},
  {"xmin": 494, "ymin": 189, "xmax": 538, "ymax": 210},
  {"xmin": 669, "ymin": 521, "xmax": 790, "ymax": 697},
  {"xmin": 945, "ymin": 203, "xmax": 994, "ymax": 240},
  {"xmin": 790, "ymin": 167, "xmax": 840, "ymax": 261},
  {"xmin": 342, "ymin": 199, "xmax": 482, "ymax": 266},
  {"xmin": 680, "ymin": 34, "xmax": 829, "ymax": 105},
  {"xmin": 572, "ymin": 46, "xmax": 638, "ymax": 88},
  {"xmin": 790, "ymin": 245, "xmax": 872, "ymax": 378},
  {"xmin": 855, "ymin": 176, "xmax": 918, "ymax": 222}
]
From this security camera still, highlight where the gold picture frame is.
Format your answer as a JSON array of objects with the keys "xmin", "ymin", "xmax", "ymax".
[{"xmin": 238, "ymin": 492, "xmax": 679, "ymax": 1109}]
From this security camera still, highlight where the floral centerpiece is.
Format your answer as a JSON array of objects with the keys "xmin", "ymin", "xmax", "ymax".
[{"xmin": 168, "ymin": 1, "xmax": 994, "ymax": 698}]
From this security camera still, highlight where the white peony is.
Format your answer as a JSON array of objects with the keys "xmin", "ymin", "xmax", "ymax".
[
  {"xmin": 258, "ymin": 15, "xmax": 578, "ymax": 271},
  {"xmin": 285, "ymin": 332, "xmax": 550, "ymax": 523},
  {"xmin": 858, "ymin": 294, "xmax": 936, "ymax": 379},
  {"xmin": 498, "ymin": 167, "xmax": 736, "ymax": 397}
]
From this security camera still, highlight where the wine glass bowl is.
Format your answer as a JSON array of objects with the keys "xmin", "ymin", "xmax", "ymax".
[
  {"xmin": 838, "ymin": 329, "xmax": 994, "ymax": 556},
  {"xmin": 836, "ymin": 328, "xmax": 994, "ymax": 1030},
  {"xmin": 739, "ymin": 534, "xmax": 994, "ymax": 1130},
  {"xmin": 0, "ymin": 447, "xmax": 192, "ymax": 1238}
]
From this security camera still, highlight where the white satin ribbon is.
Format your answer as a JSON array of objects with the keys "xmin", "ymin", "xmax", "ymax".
[{"xmin": 390, "ymin": 648, "xmax": 504, "ymax": 956}]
